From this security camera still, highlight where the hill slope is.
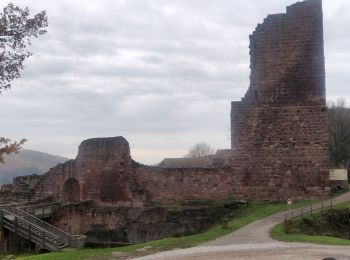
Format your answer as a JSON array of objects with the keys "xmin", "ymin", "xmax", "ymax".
[{"xmin": 0, "ymin": 149, "xmax": 69, "ymax": 185}]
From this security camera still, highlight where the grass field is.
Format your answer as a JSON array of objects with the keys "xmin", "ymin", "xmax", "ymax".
[
  {"xmin": 15, "ymin": 200, "xmax": 315, "ymax": 260},
  {"xmin": 270, "ymin": 200, "xmax": 350, "ymax": 246}
]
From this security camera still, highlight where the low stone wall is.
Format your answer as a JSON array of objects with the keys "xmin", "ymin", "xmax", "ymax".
[{"xmin": 49, "ymin": 200, "xmax": 244, "ymax": 244}]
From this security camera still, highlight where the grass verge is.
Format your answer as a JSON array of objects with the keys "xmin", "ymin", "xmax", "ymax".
[
  {"xmin": 15, "ymin": 200, "xmax": 315, "ymax": 260},
  {"xmin": 271, "ymin": 223, "xmax": 350, "ymax": 246},
  {"xmin": 270, "ymin": 200, "xmax": 350, "ymax": 246}
]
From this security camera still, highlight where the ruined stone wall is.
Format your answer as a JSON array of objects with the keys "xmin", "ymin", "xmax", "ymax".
[
  {"xmin": 34, "ymin": 159, "xmax": 233, "ymax": 206},
  {"xmin": 231, "ymin": 0, "xmax": 330, "ymax": 200},
  {"xmin": 12, "ymin": 174, "xmax": 41, "ymax": 193},
  {"xmin": 49, "ymin": 202, "xmax": 125, "ymax": 237},
  {"xmin": 0, "ymin": 174, "xmax": 41, "ymax": 204},
  {"xmin": 34, "ymin": 160, "xmax": 76, "ymax": 202},
  {"xmin": 243, "ymin": 0, "xmax": 325, "ymax": 106},
  {"xmin": 33, "ymin": 138, "xmax": 145, "ymax": 206},
  {"xmin": 49, "ymin": 201, "xmax": 243, "ymax": 244},
  {"xmin": 134, "ymin": 165, "xmax": 233, "ymax": 203},
  {"xmin": 25, "ymin": 137, "xmax": 234, "ymax": 206},
  {"xmin": 0, "ymin": 190, "xmax": 34, "ymax": 204},
  {"xmin": 0, "ymin": 0, "xmax": 331, "ymax": 206},
  {"xmin": 76, "ymin": 138, "xmax": 143, "ymax": 206}
]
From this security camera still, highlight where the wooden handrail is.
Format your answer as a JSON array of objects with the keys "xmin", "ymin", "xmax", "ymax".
[
  {"xmin": 285, "ymin": 199, "xmax": 335, "ymax": 220},
  {"xmin": 6, "ymin": 207, "xmax": 70, "ymax": 241},
  {"xmin": 0, "ymin": 203, "xmax": 86, "ymax": 251},
  {"xmin": 1, "ymin": 209, "xmax": 62, "ymax": 251}
]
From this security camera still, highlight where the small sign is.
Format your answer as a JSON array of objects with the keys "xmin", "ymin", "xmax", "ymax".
[
  {"xmin": 329, "ymin": 169, "xmax": 348, "ymax": 181},
  {"xmin": 287, "ymin": 199, "xmax": 293, "ymax": 206}
]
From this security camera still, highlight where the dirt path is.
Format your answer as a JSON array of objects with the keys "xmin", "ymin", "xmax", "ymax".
[
  {"xmin": 206, "ymin": 192, "xmax": 350, "ymax": 246},
  {"xmin": 132, "ymin": 192, "xmax": 350, "ymax": 259}
]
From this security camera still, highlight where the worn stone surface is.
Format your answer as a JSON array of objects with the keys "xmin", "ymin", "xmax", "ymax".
[
  {"xmin": 12, "ymin": 174, "xmax": 41, "ymax": 193},
  {"xmin": 0, "ymin": 0, "xmax": 330, "ymax": 207},
  {"xmin": 10, "ymin": 137, "xmax": 233, "ymax": 206},
  {"xmin": 33, "ymin": 137, "xmax": 145, "ymax": 206},
  {"xmin": 230, "ymin": 0, "xmax": 330, "ymax": 200},
  {"xmin": 49, "ymin": 201, "xmax": 243, "ymax": 244},
  {"xmin": 0, "ymin": 0, "xmax": 332, "ymax": 250},
  {"xmin": 135, "ymin": 164, "xmax": 233, "ymax": 204}
]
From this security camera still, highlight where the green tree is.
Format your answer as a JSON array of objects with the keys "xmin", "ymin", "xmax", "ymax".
[
  {"xmin": 0, "ymin": 3, "xmax": 48, "ymax": 163},
  {"xmin": 328, "ymin": 98, "xmax": 350, "ymax": 167}
]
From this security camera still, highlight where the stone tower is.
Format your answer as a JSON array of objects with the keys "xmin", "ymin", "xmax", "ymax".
[{"xmin": 230, "ymin": 0, "xmax": 330, "ymax": 200}]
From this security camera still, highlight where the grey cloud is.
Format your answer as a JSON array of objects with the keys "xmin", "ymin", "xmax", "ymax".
[{"xmin": 1, "ymin": 0, "xmax": 349, "ymax": 164}]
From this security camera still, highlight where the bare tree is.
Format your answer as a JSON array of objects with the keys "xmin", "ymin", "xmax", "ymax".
[
  {"xmin": 328, "ymin": 98, "xmax": 350, "ymax": 167},
  {"xmin": 0, "ymin": 3, "xmax": 48, "ymax": 163},
  {"xmin": 184, "ymin": 143, "xmax": 215, "ymax": 158}
]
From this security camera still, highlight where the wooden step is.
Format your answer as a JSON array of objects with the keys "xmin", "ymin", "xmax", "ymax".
[{"xmin": 0, "ymin": 204, "xmax": 86, "ymax": 252}]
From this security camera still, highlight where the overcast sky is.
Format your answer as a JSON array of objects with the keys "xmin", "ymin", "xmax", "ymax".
[{"xmin": 1, "ymin": 0, "xmax": 349, "ymax": 164}]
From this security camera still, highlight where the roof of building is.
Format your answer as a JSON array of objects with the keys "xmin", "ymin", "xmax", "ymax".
[{"xmin": 159, "ymin": 149, "xmax": 232, "ymax": 169}]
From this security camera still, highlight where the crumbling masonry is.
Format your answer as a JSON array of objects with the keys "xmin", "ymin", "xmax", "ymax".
[
  {"xmin": 230, "ymin": 0, "xmax": 330, "ymax": 200},
  {"xmin": 0, "ymin": 0, "xmax": 330, "ymax": 207},
  {"xmin": 0, "ymin": 0, "xmax": 330, "ymax": 250}
]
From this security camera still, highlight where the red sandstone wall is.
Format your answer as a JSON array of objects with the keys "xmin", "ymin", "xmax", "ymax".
[
  {"xmin": 76, "ymin": 138, "xmax": 145, "ymax": 206},
  {"xmin": 19, "ymin": 137, "xmax": 234, "ymax": 206},
  {"xmin": 135, "ymin": 165, "xmax": 233, "ymax": 203},
  {"xmin": 50, "ymin": 203, "xmax": 125, "ymax": 235},
  {"xmin": 49, "ymin": 201, "xmax": 241, "ymax": 244},
  {"xmin": 34, "ymin": 160, "xmax": 76, "ymax": 201},
  {"xmin": 231, "ymin": 0, "xmax": 330, "ymax": 200},
  {"xmin": 0, "ymin": 1, "xmax": 331, "ymax": 206},
  {"xmin": 33, "ymin": 138, "xmax": 146, "ymax": 206},
  {"xmin": 243, "ymin": 0, "xmax": 325, "ymax": 106}
]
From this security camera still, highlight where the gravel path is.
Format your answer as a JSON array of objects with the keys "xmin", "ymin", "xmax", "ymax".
[
  {"xmin": 134, "ymin": 243, "xmax": 350, "ymax": 260},
  {"xmin": 132, "ymin": 192, "xmax": 350, "ymax": 260},
  {"xmin": 206, "ymin": 192, "xmax": 350, "ymax": 246}
]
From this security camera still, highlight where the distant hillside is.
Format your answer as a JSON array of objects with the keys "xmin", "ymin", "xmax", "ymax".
[{"xmin": 0, "ymin": 149, "xmax": 69, "ymax": 185}]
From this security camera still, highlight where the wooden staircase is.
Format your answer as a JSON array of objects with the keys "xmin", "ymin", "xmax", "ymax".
[{"xmin": 0, "ymin": 203, "xmax": 85, "ymax": 251}]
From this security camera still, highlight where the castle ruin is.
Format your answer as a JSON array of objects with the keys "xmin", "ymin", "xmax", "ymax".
[
  {"xmin": 230, "ymin": 0, "xmax": 330, "ymax": 200},
  {"xmin": 0, "ymin": 0, "xmax": 331, "ymax": 252}
]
